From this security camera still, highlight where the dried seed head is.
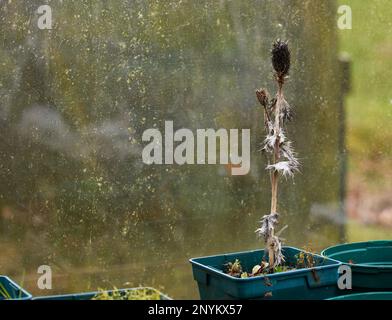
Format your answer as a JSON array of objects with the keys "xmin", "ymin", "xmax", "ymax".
[
  {"xmin": 256, "ymin": 88, "xmax": 269, "ymax": 107},
  {"xmin": 271, "ymin": 39, "xmax": 290, "ymax": 77}
]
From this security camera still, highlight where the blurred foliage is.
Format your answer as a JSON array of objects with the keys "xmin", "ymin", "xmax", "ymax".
[
  {"xmin": 338, "ymin": 0, "xmax": 392, "ymax": 189},
  {"xmin": 347, "ymin": 219, "xmax": 392, "ymax": 242}
]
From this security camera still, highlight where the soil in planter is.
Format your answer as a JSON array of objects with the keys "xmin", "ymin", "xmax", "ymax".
[
  {"xmin": 92, "ymin": 287, "xmax": 162, "ymax": 300},
  {"xmin": 224, "ymin": 251, "xmax": 317, "ymax": 278}
]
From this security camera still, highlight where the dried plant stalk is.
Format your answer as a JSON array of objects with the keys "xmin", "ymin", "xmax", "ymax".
[{"xmin": 256, "ymin": 40, "xmax": 299, "ymax": 271}]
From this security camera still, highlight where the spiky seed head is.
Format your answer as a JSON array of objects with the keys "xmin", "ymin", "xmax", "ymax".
[
  {"xmin": 256, "ymin": 88, "xmax": 269, "ymax": 107},
  {"xmin": 271, "ymin": 39, "xmax": 291, "ymax": 77}
]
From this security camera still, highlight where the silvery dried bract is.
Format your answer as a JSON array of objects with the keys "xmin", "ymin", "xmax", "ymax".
[
  {"xmin": 261, "ymin": 130, "xmax": 277, "ymax": 153},
  {"xmin": 280, "ymin": 139, "xmax": 297, "ymax": 162},
  {"xmin": 262, "ymin": 105, "xmax": 299, "ymax": 177},
  {"xmin": 260, "ymin": 107, "xmax": 299, "ymax": 178},
  {"xmin": 266, "ymin": 160, "xmax": 299, "ymax": 178},
  {"xmin": 261, "ymin": 124, "xmax": 284, "ymax": 153},
  {"xmin": 280, "ymin": 97, "xmax": 294, "ymax": 122},
  {"xmin": 255, "ymin": 212, "xmax": 279, "ymax": 241},
  {"xmin": 268, "ymin": 235, "xmax": 285, "ymax": 267}
]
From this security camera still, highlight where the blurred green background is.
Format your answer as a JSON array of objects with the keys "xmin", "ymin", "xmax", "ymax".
[{"xmin": 338, "ymin": 0, "xmax": 392, "ymax": 237}]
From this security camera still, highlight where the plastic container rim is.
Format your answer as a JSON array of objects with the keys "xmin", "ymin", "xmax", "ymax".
[{"xmin": 189, "ymin": 246, "xmax": 342, "ymax": 282}]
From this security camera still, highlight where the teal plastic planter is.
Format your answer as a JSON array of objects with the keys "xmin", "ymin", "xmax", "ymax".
[
  {"xmin": 321, "ymin": 240, "xmax": 392, "ymax": 290},
  {"xmin": 0, "ymin": 276, "xmax": 32, "ymax": 300},
  {"xmin": 328, "ymin": 292, "xmax": 392, "ymax": 300},
  {"xmin": 190, "ymin": 247, "xmax": 341, "ymax": 300},
  {"xmin": 33, "ymin": 287, "xmax": 171, "ymax": 300}
]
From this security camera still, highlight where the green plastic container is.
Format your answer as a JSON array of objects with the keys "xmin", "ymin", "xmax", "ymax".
[
  {"xmin": 33, "ymin": 287, "xmax": 171, "ymax": 300},
  {"xmin": 0, "ymin": 276, "xmax": 32, "ymax": 300},
  {"xmin": 321, "ymin": 240, "xmax": 392, "ymax": 290},
  {"xmin": 328, "ymin": 292, "xmax": 392, "ymax": 300},
  {"xmin": 190, "ymin": 247, "xmax": 342, "ymax": 300}
]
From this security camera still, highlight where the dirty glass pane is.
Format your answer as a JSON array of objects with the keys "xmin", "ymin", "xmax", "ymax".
[{"xmin": 1, "ymin": 0, "xmax": 382, "ymax": 299}]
